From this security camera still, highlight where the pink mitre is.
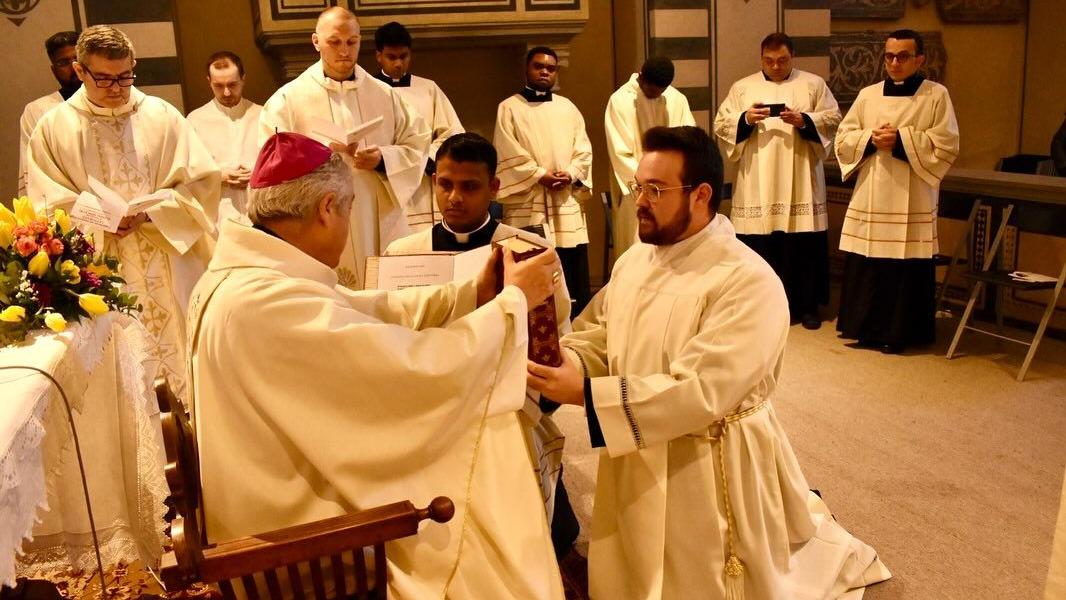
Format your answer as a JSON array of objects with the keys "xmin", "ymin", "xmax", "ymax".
[{"xmin": 250, "ymin": 131, "xmax": 333, "ymax": 189}]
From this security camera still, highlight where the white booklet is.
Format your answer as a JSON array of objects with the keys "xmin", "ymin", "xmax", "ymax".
[
  {"xmin": 364, "ymin": 244, "xmax": 492, "ymax": 291},
  {"xmin": 68, "ymin": 176, "xmax": 169, "ymax": 233},
  {"xmin": 310, "ymin": 115, "xmax": 385, "ymax": 147}
]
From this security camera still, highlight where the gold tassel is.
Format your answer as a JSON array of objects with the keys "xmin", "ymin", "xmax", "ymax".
[{"xmin": 724, "ymin": 553, "xmax": 745, "ymax": 600}]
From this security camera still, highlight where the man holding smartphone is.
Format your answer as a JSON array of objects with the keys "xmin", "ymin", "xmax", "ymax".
[{"xmin": 714, "ymin": 32, "xmax": 841, "ymax": 330}]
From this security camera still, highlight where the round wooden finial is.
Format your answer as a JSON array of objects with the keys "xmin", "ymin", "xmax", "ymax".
[{"xmin": 426, "ymin": 496, "xmax": 455, "ymax": 523}]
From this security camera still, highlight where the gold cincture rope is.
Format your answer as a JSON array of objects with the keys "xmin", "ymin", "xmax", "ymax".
[{"xmin": 689, "ymin": 399, "xmax": 768, "ymax": 600}]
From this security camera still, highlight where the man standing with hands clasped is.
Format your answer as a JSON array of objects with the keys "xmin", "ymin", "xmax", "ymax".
[
  {"xmin": 187, "ymin": 51, "xmax": 262, "ymax": 221},
  {"xmin": 835, "ymin": 29, "xmax": 959, "ymax": 354},
  {"xmin": 494, "ymin": 46, "xmax": 594, "ymax": 314}
]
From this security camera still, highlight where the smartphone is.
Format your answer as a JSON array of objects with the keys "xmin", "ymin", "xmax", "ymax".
[{"xmin": 765, "ymin": 103, "xmax": 786, "ymax": 117}]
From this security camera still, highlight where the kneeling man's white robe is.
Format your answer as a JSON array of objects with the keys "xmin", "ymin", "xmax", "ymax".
[{"xmin": 563, "ymin": 214, "xmax": 891, "ymax": 599}]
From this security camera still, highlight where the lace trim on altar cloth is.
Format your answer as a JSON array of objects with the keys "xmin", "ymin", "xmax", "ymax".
[
  {"xmin": 1, "ymin": 314, "xmax": 168, "ymax": 587},
  {"xmin": 15, "ymin": 519, "xmax": 143, "ymax": 578},
  {"xmin": 0, "ymin": 403, "xmax": 48, "ymax": 587}
]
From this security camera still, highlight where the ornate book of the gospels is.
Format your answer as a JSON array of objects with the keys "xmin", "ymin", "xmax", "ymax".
[{"xmin": 493, "ymin": 236, "xmax": 563, "ymax": 368}]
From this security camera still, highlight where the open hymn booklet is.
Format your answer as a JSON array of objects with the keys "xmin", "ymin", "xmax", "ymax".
[
  {"xmin": 364, "ymin": 235, "xmax": 564, "ymax": 366},
  {"xmin": 68, "ymin": 175, "xmax": 170, "ymax": 233},
  {"xmin": 309, "ymin": 115, "xmax": 385, "ymax": 148}
]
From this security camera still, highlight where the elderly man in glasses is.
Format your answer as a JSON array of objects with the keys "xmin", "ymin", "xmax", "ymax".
[
  {"xmin": 17, "ymin": 31, "xmax": 81, "ymax": 196},
  {"xmin": 835, "ymin": 29, "xmax": 960, "ymax": 354},
  {"xmin": 27, "ymin": 24, "xmax": 220, "ymax": 404}
]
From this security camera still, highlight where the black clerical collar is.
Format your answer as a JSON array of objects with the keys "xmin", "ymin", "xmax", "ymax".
[
  {"xmin": 59, "ymin": 83, "xmax": 81, "ymax": 101},
  {"xmin": 373, "ymin": 70, "xmax": 412, "ymax": 88},
  {"xmin": 252, "ymin": 222, "xmax": 282, "ymax": 239},
  {"xmin": 521, "ymin": 86, "xmax": 553, "ymax": 102},
  {"xmin": 884, "ymin": 73, "xmax": 925, "ymax": 97},
  {"xmin": 761, "ymin": 70, "xmax": 793, "ymax": 82},
  {"xmin": 323, "ymin": 67, "xmax": 357, "ymax": 82},
  {"xmin": 431, "ymin": 216, "xmax": 499, "ymax": 251}
]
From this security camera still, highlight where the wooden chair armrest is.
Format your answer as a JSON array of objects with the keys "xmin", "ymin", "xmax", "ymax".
[{"xmin": 163, "ymin": 497, "xmax": 454, "ymax": 586}]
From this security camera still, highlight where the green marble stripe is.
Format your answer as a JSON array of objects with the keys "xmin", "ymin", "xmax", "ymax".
[
  {"xmin": 85, "ymin": 0, "xmax": 173, "ymax": 24},
  {"xmin": 649, "ymin": 37, "xmax": 710, "ymax": 60}
]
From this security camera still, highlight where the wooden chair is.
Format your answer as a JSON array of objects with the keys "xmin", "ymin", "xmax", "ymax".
[{"xmin": 153, "ymin": 379, "xmax": 455, "ymax": 599}]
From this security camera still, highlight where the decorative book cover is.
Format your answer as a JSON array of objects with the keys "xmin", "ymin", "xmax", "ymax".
[{"xmin": 494, "ymin": 236, "xmax": 563, "ymax": 367}]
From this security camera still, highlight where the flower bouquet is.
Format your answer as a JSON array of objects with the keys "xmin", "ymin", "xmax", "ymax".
[{"xmin": 0, "ymin": 197, "xmax": 139, "ymax": 345}]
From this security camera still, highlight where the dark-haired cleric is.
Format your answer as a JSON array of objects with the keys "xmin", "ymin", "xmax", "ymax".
[
  {"xmin": 605, "ymin": 55, "xmax": 695, "ymax": 256},
  {"xmin": 835, "ymin": 29, "xmax": 960, "ymax": 354},
  {"xmin": 372, "ymin": 21, "xmax": 464, "ymax": 232},
  {"xmin": 713, "ymin": 32, "xmax": 841, "ymax": 331},
  {"xmin": 528, "ymin": 126, "xmax": 891, "ymax": 599}
]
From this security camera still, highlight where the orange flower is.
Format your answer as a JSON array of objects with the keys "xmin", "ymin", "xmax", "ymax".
[
  {"xmin": 44, "ymin": 237, "xmax": 64, "ymax": 256},
  {"xmin": 14, "ymin": 236, "xmax": 38, "ymax": 257}
]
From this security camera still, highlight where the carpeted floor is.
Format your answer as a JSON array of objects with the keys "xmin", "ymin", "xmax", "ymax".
[{"xmin": 554, "ymin": 314, "xmax": 1066, "ymax": 599}]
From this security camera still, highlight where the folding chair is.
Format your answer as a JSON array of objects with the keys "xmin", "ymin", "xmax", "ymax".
[{"xmin": 945, "ymin": 204, "xmax": 1066, "ymax": 381}]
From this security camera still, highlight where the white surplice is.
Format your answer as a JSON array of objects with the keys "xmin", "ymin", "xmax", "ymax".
[
  {"xmin": 835, "ymin": 78, "xmax": 959, "ymax": 259},
  {"xmin": 27, "ymin": 86, "xmax": 220, "ymax": 405},
  {"xmin": 391, "ymin": 74, "xmax": 463, "ymax": 231},
  {"xmin": 714, "ymin": 69, "xmax": 841, "ymax": 234},
  {"xmin": 187, "ymin": 97, "xmax": 262, "ymax": 222},
  {"xmin": 260, "ymin": 62, "xmax": 430, "ymax": 289},
  {"xmin": 605, "ymin": 74, "xmax": 695, "ymax": 253},
  {"xmin": 17, "ymin": 91, "xmax": 64, "ymax": 197},
  {"xmin": 189, "ymin": 220, "xmax": 562, "ymax": 600},
  {"xmin": 494, "ymin": 93, "xmax": 593, "ymax": 249},
  {"xmin": 563, "ymin": 214, "xmax": 890, "ymax": 599},
  {"xmin": 385, "ymin": 221, "xmax": 572, "ymax": 521}
]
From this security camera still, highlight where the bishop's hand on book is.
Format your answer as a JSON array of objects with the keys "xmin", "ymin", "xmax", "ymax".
[{"xmin": 495, "ymin": 236, "xmax": 564, "ymax": 367}]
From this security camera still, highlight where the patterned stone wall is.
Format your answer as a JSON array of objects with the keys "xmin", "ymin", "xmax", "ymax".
[{"xmin": 830, "ymin": 30, "xmax": 946, "ymax": 107}]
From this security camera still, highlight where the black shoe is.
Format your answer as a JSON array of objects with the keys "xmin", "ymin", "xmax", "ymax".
[
  {"xmin": 880, "ymin": 343, "xmax": 904, "ymax": 355},
  {"xmin": 800, "ymin": 313, "xmax": 821, "ymax": 330},
  {"xmin": 846, "ymin": 339, "xmax": 879, "ymax": 350}
]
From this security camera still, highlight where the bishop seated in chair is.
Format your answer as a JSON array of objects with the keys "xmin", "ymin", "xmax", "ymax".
[{"xmin": 187, "ymin": 132, "xmax": 565, "ymax": 599}]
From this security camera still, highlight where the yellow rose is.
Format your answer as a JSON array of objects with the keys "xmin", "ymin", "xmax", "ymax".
[
  {"xmin": 0, "ymin": 221, "xmax": 12, "ymax": 248},
  {"xmin": 13, "ymin": 197, "xmax": 37, "ymax": 226},
  {"xmin": 78, "ymin": 293, "xmax": 109, "ymax": 316},
  {"xmin": 86, "ymin": 262, "xmax": 111, "ymax": 278},
  {"xmin": 54, "ymin": 208, "xmax": 72, "ymax": 234},
  {"xmin": 60, "ymin": 260, "xmax": 81, "ymax": 284},
  {"xmin": 0, "ymin": 203, "xmax": 15, "ymax": 227},
  {"xmin": 28, "ymin": 251, "xmax": 51, "ymax": 277},
  {"xmin": 44, "ymin": 312, "xmax": 67, "ymax": 332},
  {"xmin": 0, "ymin": 305, "xmax": 26, "ymax": 323}
]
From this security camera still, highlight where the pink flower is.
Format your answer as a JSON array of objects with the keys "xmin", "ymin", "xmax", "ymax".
[
  {"xmin": 29, "ymin": 220, "xmax": 48, "ymax": 235},
  {"xmin": 81, "ymin": 270, "xmax": 102, "ymax": 288},
  {"xmin": 12, "ymin": 225, "xmax": 30, "ymax": 238},
  {"xmin": 45, "ymin": 237, "xmax": 64, "ymax": 256},
  {"xmin": 14, "ymin": 236, "xmax": 38, "ymax": 257}
]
